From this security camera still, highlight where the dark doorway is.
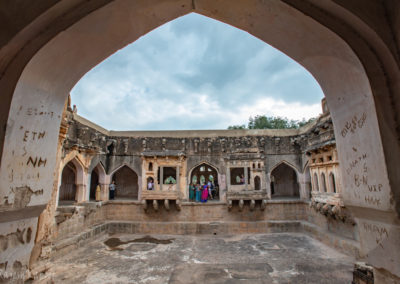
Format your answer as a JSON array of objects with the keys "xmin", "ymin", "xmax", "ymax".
[
  {"xmin": 111, "ymin": 166, "xmax": 139, "ymax": 200},
  {"xmin": 59, "ymin": 162, "xmax": 77, "ymax": 204},
  {"xmin": 254, "ymin": 176, "xmax": 261, "ymax": 191},
  {"xmin": 270, "ymin": 163, "xmax": 299, "ymax": 198},
  {"xmin": 90, "ymin": 168, "xmax": 99, "ymax": 201}
]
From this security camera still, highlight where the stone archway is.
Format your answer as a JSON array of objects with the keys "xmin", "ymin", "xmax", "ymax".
[
  {"xmin": 89, "ymin": 163, "xmax": 107, "ymax": 201},
  {"xmin": 270, "ymin": 162, "xmax": 300, "ymax": 199},
  {"xmin": 190, "ymin": 162, "xmax": 219, "ymax": 200},
  {"xmin": 111, "ymin": 165, "xmax": 139, "ymax": 200},
  {"xmin": 0, "ymin": 1, "xmax": 399, "ymax": 280},
  {"xmin": 89, "ymin": 168, "xmax": 99, "ymax": 201},
  {"xmin": 57, "ymin": 156, "xmax": 87, "ymax": 205},
  {"xmin": 59, "ymin": 162, "xmax": 77, "ymax": 204}
]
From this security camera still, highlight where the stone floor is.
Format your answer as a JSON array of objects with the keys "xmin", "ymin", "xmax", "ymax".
[{"xmin": 43, "ymin": 233, "xmax": 354, "ymax": 283}]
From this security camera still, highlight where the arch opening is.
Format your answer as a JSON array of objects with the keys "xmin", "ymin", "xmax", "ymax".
[
  {"xmin": 89, "ymin": 168, "xmax": 99, "ymax": 201},
  {"xmin": 321, "ymin": 173, "xmax": 327, "ymax": 193},
  {"xmin": 329, "ymin": 173, "xmax": 337, "ymax": 193},
  {"xmin": 59, "ymin": 162, "xmax": 77, "ymax": 205},
  {"xmin": 254, "ymin": 176, "xmax": 261, "ymax": 191},
  {"xmin": 190, "ymin": 163, "xmax": 219, "ymax": 201},
  {"xmin": 111, "ymin": 165, "xmax": 139, "ymax": 200},
  {"xmin": 270, "ymin": 163, "xmax": 299, "ymax": 199},
  {"xmin": 313, "ymin": 173, "xmax": 319, "ymax": 192}
]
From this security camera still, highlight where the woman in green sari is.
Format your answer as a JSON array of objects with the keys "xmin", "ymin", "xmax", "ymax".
[{"xmin": 189, "ymin": 183, "xmax": 195, "ymax": 201}]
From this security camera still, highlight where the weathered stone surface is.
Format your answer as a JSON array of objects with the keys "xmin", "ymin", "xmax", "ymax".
[{"xmin": 40, "ymin": 233, "xmax": 354, "ymax": 283}]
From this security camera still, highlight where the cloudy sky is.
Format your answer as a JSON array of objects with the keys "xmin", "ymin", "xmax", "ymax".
[{"xmin": 71, "ymin": 13, "xmax": 324, "ymax": 130}]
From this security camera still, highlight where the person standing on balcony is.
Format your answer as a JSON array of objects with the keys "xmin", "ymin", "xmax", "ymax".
[
  {"xmin": 189, "ymin": 183, "xmax": 195, "ymax": 201},
  {"xmin": 109, "ymin": 180, "xmax": 116, "ymax": 200}
]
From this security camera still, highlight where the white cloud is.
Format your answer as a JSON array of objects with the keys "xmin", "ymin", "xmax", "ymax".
[{"xmin": 70, "ymin": 13, "xmax": 323, "ymax": 130}]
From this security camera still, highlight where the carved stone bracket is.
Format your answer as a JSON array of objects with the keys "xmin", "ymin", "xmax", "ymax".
[
  {"xmin": 153, "ymin": 200, "xmax": 158, "ymax": 211},
  {"xmin": 164, "ymin": 199, "xmax": 170, "ymax": 211}
]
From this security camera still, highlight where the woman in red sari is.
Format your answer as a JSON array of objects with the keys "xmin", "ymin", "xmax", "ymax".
[{"xmin": 201, "ymin": 184, "xmax": 208, "ymax": 203}]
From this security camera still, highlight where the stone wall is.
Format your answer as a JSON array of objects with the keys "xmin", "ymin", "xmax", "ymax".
[{"xmin": 39, "ymin": 102, "xmax": 361, "ymax": 270}]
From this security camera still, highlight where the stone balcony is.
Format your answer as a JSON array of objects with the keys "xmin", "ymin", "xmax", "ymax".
[
  {"xmin": 226, "ymin": 189, "xmax": 269, "ymax": 211},
  {"xmin": 141, "ymin": 189, "xmax": 182, "ymax": 212}
]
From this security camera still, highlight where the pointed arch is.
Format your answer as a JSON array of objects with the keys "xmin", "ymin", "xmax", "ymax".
[
  {"xmin": 329, "ymin": 172, "xmax": 337, "ymax": 193},
  {"xmin": 321, "ymin": 173, "xmax": 327, "ymax": 192},
  {"xmin": 189, "ymin": 161, "xmax": 220, "ymax": 200},
  {"xmin": 188, "ymin": 161, "xmax": 220, "ymax": 178},
  {"xmin": 270, "ymin": 161, "xmax": 300, "ymax": 198},
  {"xmin": 93, "ymin": 162, "xmax": 107, "ymax": 184},
  {"xmin": 269, "ymin": 160, "xmax": 300, "ymax": 180},
  {"xmin": 66, "ymin": 156, "xmax": 86, "ymax": 187},
  {"xmin": 58, "ymin": 156, "xmax": 86, "ymax": 203},
  {"xmin": 110, "ymin": 165, "xmax": 139, "ymax": 200},
  {"xmin": 313, "ymin": 173, "xmax": 320, "ymax": 192},
  {"xmin": 109, "ymin": 163, "xmax": 138, "ymax": 177},
  {"xmin": 89, "ymin": 162, "xmax": 107, "ymax": 201},
  {"xmin": 59, "ymin": 162, "xmax": 77, "ymax": 203}
]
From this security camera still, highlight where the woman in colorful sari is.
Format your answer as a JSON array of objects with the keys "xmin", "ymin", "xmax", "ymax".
[
  {"xmin": 201, "ymin": 184, "xmax": 209, "ymax": 203},
  {"xmin": 189, "ymin": 183, "xmax": 195, "ymax": 201},
  {"xmin": 195, "ymin": 184, "xmax": 201, "ymax": 202}
]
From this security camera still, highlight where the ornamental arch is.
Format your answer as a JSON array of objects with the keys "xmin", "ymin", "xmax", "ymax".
[{"xmin": 0, "ymin": 0, "xmax": 399, "ymax": 280}]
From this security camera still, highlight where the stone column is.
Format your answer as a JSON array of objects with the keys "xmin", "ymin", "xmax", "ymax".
[
  {"xmin": 244, "ymin": 166, "xmax": 248, "ymax": 190},
  {"xmin": 297, "ymin": 173, "xmax": 308, "ymax": 200},
  {"xmin": 160, "ymin": 166, "xmax": 163, "ymax": 191},
  {"xmin": 226, "ymin": 167, "xmax": 231, "ymax": 193},
  {"xmin": 266, "ymin": 173, "xmax": 271, "ymax": 199},
  {"xmin": 76, "ymin": 184, "xmax": 86, "ymax": 203},
  {"xmin": 100, "ymin": 184, "xmax": 108, "ymax": 201},
  {"xmin": 102, "ymin": 174, "xmax": 111, "ymax": 201},
  {"xmin": 86, "ymin": 174, "xmax": 91, "ymax": 201},
  {"xmin": 176, "ymin": 166, "xmax": 180, "ymax": 192}
]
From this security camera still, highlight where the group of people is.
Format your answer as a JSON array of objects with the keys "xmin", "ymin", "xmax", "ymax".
[{"xmin": 188, "ymin": 181, "xmax": 217, "ymax": 203}]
